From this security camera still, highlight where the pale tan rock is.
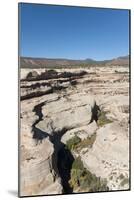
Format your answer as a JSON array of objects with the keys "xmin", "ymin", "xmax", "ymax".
[
  {"xmin": 20, "ymin": 138, "xmax": 63, "ymax": 196},
  {"xmin": 61, "ymin": 120, "xmax": 98, "ymax": 144},
  {"xmin": 20, "ymin": 65, "xmax": 129, "ymax": 195},
  {"xmin": 81, "ymin": 122, "xmax": 129, "ymax": 190},
  {"xmin": 37, "ymin": 93, "xmax": 96, "ymax": 134}
]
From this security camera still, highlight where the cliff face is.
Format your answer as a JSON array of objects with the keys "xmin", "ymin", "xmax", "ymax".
[{"xmin": 20, "ymin": 65, "xmax": 129, "ymax": 196}]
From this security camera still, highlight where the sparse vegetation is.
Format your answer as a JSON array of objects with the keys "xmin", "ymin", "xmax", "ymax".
[
  {"xmin": 69, "ymin": 157, "xmax": 109, "ymax": 192},
  {"xmin": 120, "ymin": 178, "xmax": 129, "ymax": 187},
  {"xmin": 109, "ymin": 176, "xmax": 113, "ymax": 180},
  {"xmin": 26, "ymin": 71, "xmax": 38, "ymax": 79},
  {"xmin": 118, "ymin": 173, "xmax": 125, "ymax": 180},
  {"xmin": 75, "ymin": 133, "xmax": 96, "ymax": 151},
  {"xmin": 66, "ymin": 135, "xmax": 108, "ymax": 192},
  {"xmin": 97, "ymin": 110, "xmax": 112, "ymax": 127},
  {"xmin": 66, "ymin": 136, "xmax": 81, "ymax": 150},
  {"xmin": 66, "ymin": 133, "xmax": 96, "ymax": 152}
]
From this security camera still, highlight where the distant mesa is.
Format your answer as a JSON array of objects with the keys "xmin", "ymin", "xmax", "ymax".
[{"xmin": 20, "ymin": 55, "xmax": 129, "ymax": 68}]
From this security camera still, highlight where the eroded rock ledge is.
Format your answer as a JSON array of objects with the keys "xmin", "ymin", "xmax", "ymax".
[{"xmin": 20, "ymin": 67, "xmax": 129, "ymax": 196}]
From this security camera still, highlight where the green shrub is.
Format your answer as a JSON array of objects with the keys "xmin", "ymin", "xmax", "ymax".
[
  {"xmin": 76, "ymin": 133, "xmax": 96, "ymax": 151},
  {"xmin": 97, "ymin": 110, "xmax": 112, "ymax": 127},
  {"xmin": 66, "ymin": 136, "xmax": 81, "ymax": 150},
  {"xmin": 72, "ymin": 157, "xmax": 84, "ymax": 170},
  {"xmin": 66, "ymin": 133, "xmax": 96, "ymax": 153},
  {"xmin": 69, "ymin": 157, "xmax": 109, "ymax": 192},
  {"xmin": 120, "ymin": 178, "xmax": 129, "ymax": 187}
]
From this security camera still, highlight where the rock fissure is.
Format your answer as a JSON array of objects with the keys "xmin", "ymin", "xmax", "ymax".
[
  {"xmin": 31, "ymin": 94, "xmax": 104, "ymax": 194},
  {"xmin": 32, "ymin": 101, "xmax": 76, "ymax": 193}
]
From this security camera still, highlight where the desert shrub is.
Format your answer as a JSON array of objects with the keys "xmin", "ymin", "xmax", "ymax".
[
  {"xmin": 26, "ymin": 70, "xmax": 58, "ymax": 81},
  {"xmin": 88, "ymin": 177, "xmax": 109, "ymax": 192},
  {"xmin": 66, "ymin": 136, "xmax": 81, "ymax": 150},
  {"xmin": 120, "ymin": 178, "xmax": 129, "ymax": 187},
  {"xmin": 59, "ymin": 71, "xmax": 87, "ymax": 79},
  {"xmin": 76, "ymin": 133, "xmax": 96, "ymax": 151},
  {"xmin": 66, "ymin": 133, "xmax": 96, "ymax": 153},
  {"xmin": 39, "ymin": 70, "xmax": 58, "ymax": 80},
  {"xmin": 72, "ymin": 157, "xmax": 84, "ymax": 170},
  {"xmin": 97, "ymin": 110, "xmax": 112, "ymax": 127},
  {"xmin": 119, "ymin": 173, "xmax": 125, "ymax": 180},
  {"xmin": 69, "ymin": 157, "xmax": 109, "ymax": 192},
  {"xmin": 26, "ymin": 71, "xmax": 38, "ymax": 80}
]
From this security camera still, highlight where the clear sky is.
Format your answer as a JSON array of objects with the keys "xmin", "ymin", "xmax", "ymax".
[{"xmin": 19, "ymin": 3, "xmax": 129, "ymax": 61}]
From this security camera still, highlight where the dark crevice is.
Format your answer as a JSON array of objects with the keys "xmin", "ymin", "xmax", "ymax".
[
  {"xmin": 21, "ymin": 85, "xmax": 66, "ymax": 101},
  {"xmin": 90, "ymin": 102, "xmax": 100, "ymax": 123},
  {"xmin": 21, "ymin": 77, "xmax": 77, "ymax": 89},
  {"xmin": 20, "ymin": 71, "xmax": 80, "ymax": 101},
  {"xmin": 32, "ymin": 102, "xmax": 74, "ymax": 193},
  {"xmin": 21, "ymin": 89, "xmax": 53, "ymax": 101},
  {"xmin": 31, "ymin": 98, "xmax": 100, "ymax": 193},
  {"xmin": 33, "ymin": 102, "xmax": 45, "ymax": 124},
  {"xmin": 32, "ymin": 102, "xmax": 49, "ymax": 144},
  {"xmin": 21, "ymin": 82, "xmax": 51, "ymax": 89},
  {"xmin": 50, "ymin": 128, "xmax": 74, "ymax": 193},
  {"xmin": 57, "ymin": 145, "xmax": 74, "ymax": 193},
  {"xmin": 22, "ymin": 70, "xmax": 87, "ymax": 82}
]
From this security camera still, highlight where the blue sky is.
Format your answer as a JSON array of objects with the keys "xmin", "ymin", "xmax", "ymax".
[{"xmin": 19, "ymin": 3, "xmax": 129, "ymax": 60}]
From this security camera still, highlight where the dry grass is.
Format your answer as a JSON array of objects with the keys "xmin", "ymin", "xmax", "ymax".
[
  {"xmin": 97, "ymin": 110, "xmax": 112, "ymax": 127},
  {"xmin": 75, "ymin": 133, "xmax": 96, "ymax": 151}
]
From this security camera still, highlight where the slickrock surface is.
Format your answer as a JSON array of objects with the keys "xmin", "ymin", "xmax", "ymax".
[
  {"xmin": 20, "ymin": 65, "xmax": 129, "ymax": 196},
  {"xmin": 61, "ymin": 120, "xmax": 98, "ymax": 143},
  {"xmin": 20, "ymin": 95, "xmax": 63, "ymax": 196},
  {"xmin": 81, "ymin": 122, "xmax": 129, "ymax": 190}
]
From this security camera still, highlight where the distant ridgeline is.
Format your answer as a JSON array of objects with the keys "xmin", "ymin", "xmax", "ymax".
[{"xmin": 20, "ymin": 55, "xmax": 129, "ymax": 68}]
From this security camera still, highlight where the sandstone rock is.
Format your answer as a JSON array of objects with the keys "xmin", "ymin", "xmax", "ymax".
[
  {"xmin": 81, "ymin": 122, "xmax": 129, "ymax": 190},
  {"xmin": 20, "ymin": 94, "xmax": 63, "ymax": 196},
  {"xmin": 37, "ymin": 94, "xmax": 96, "ymax": 134},
  {"xmin": 20, "ymin": 66, "xmax": 129, "ymax": 195},
  {"xmin": 61, "ymin": 120, "xmax": 98, "ymax": 144},
  {"xmin": 20, "ymin": 138, "xmax": 63, "ymax": 196}
]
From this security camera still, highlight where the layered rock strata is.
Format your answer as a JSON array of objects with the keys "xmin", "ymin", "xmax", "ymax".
[{"xmin": 20, "ymin": 66, "xmax": 129, "ymax": 195}]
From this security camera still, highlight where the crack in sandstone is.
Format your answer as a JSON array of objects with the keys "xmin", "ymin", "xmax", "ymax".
[
  {"xmin": 31, "ymin": 94, "xmax": 100, "ymax": 194},
  {"xmin": 32, "ymin": 100, "xmax": 75, "ymax": 193}
]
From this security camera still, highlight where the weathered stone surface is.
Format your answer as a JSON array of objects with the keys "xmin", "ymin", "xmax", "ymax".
[
  {"xmin": 20, "ymin": 65, "xmax": 129, "ymax": 195},
  {"xmin": 20, "ymin": 94, "xmax": 63, "ymax": 196},
  {"xmin": 61, "ymin": 120, "xmax": 98, "ymax": 144},
  {"xmin": 20, "ymin": 131, "xmax": 63, "ymax": 196},
  {"xmin": 36, "ymin": 93, "xmax": 95, "ymax": 134},
  {"xmin": 81, "ymin": 122, "xmax": 129, "ymax": 190}
]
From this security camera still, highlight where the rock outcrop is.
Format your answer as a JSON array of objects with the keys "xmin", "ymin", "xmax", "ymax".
[
  {"xmin": 20, "ymin": 65, "xmax": 129, "ymax": 196},
  {"xmin": 20, "ymin": 96, "xmax": 63, "ymax": 196},
  {"xmin": 20, "ymin": 139, "xmax": 63, "ymax": 196},
  {"xmin": 81, "ymin": 122, "xmax": 129, "ymax": 190}
]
